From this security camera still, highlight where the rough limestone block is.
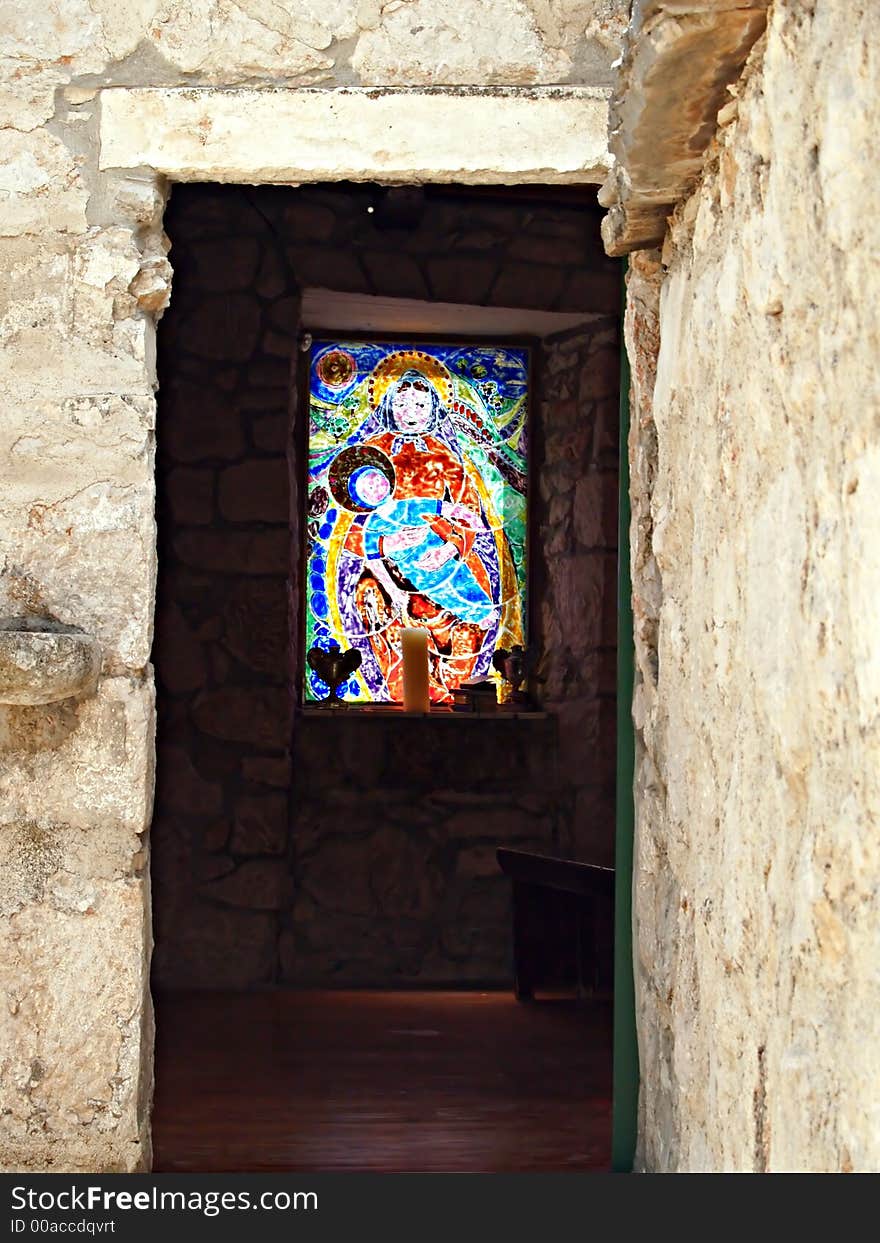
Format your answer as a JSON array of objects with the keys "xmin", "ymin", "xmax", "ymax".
[
  {"xmin": 0, "ymin": 675, "xmax": 155, "ymax": 843},
  {"xmin": 627, "ymin": 1, "xmax": 880, "ymax": 1172},
  {"xmin": 142, "ymin": 0, "xmax": 342, "ymax": 82},
  {"xmin": 352, "ymin": 0, "xmax": 628, "ymax": 85},
  {"xmin": 0, "ymin": 874, "xmax": 152, "ymax": 1173},
  {"xmin": 0, "ymin": 129, "xmax": 88, "ymax": 238},
  {"xmin": 0, "ymin": 623, "xmax": 101, "ymax": 706},
  {"xmin": 599, "ymin": 0, "xmax": 769, "ymax": 254},
  {"xmin": 0, "ymin": 0, "xmax": 156, "ymax": 128},
  {"xmin": 0, "ymin": 234, "xmax": 155, "ymax": 402},
  {"xmin": 98, "ymin": 87, "xmax": 612, "ymax": 186},
  {"xmin": 353, "ymin": 0, "xmax": 568, "ymax": 85},
  {"xmin": 0, "ymin": 386, "xmax": 156, "ymax": 671},
  {"xmin": 0, "ymin": 475, "xmax": 156, "ymax": 675}
]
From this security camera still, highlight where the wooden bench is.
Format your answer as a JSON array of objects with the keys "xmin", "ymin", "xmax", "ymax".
[{"xmin": 496, "ymin": 848, "xmax": 614, "ymax": 1001}]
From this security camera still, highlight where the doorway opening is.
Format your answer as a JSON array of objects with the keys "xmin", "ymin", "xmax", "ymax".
[{"xmin": 150, "ymin": 181, "xmax": 620, "ymax": 1171}]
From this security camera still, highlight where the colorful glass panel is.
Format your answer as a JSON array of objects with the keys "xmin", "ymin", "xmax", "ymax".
[{"xmin": 304, "ymin": 340, "xmax": 530, "ymax": 704}]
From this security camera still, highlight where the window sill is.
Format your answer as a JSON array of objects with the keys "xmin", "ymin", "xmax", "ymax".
[{"xmin": 296, "ymin": 704, "xmax": 547, "ymax": 720}]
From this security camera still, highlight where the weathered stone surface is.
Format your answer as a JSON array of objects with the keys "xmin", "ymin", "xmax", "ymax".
[
  {"xmin": 285, "ymin": 246, "xmax": 369, "ymax": 295},
  {"xmin": 230, "ymin": 794, "xmax": 288, "ymax": 857},
  {"xmin": 282, "ymin": 200, "xmax": 336, "ymax": 241},
  {"xmin": 361, "ymin": 251, "xmax": 428, "ymax": 301},
  {"xmin": 0, "ymin": 130, "xmax": 88, "ymax": 237},
  {"xmin": 0, "ymin": 231, "xmax": 154, "ymax": 401},
  {"xmin": 627, "ymin": 3, "xmax": 880, "ymax": 1172},
  {"xmin": 267, "ymin": 296, "xmax": 300, "ymax": 333},
  {"xmin": 179, "ymin": 295, "xmax": 262, "ymax": 363},
  {"xmin": 187, "ymin": 236, "xmax": 261, "ymax": 292},
  {"xmin": 155, "ymin": 744, "xmax": 221, "ymax": 818},
  {"xmin": 443, "ymin": 806, "xmax": 550, "ymax": 843},
  {"xmin": 192, "ymin": 687, "xmax": 288, "ymax": 750},
  {"xmin": 351, "ymin": 0, "xmax": 626, "ymax": 86},
  {"xmin": 557, "ymin": 266, "xmax": 621, "ymax": 315},
  {"xmin": 0, "ymin": 0, "xmax": 132, "ymax": 128},
  {"xmin": 0, "ymin": 267, "xmax": 157, "ymax": 677},
  {"xmin": 0, "ymin": 622, "xmax": 100, "ymax": 706},
  {"xmin": 222, "ymin": 578, "xmax": 288, "ymax": 678},
  {"xmin": 154, "ymin": 904, "xmax": 276, "ymax": 990},
  {"xmin": 143, "ymin": 0, "xmax": 339, "ymax": 83},
  {"xmin": 572, "ymin": 783, "xmax": 615, "ymax": 867},
  {"xmin": 173, "ymin": 529, "xmax": 289, "ymax": 575},
  {"xmin": 573, "ymin": 470, "xmax": 618, "ymax": 548},
  {"xmin": 241, "ymin": 756, "xmax": 290, "ymax": 789},
  {"xmin": 547, "ymin": 554, "xmax": 604, "ymax": 648},
  {"xmin": 195, "ymin": 853, "xmax": 234, "ymax": 882},
  {"xmin": 425, "ymin": 256, "xmax": 497, "ymax": 304},
  {"xmin": 0, "ymin": 676, "xmax": 154, "ymax": 838},
  {"xmin": 251, "ymin": 414, "xmax": 289, "ymax": 454},
  {"xmin": 489, "ymin": 263, "xmax": 566, "ymax": 310},
  {"xmin": 161, "ymin": 383, "xmax": 244, "ymax": 463},
  {"xmin": 0, "ymin": 0, "xmax": 625, "ymax": 134},
  {"xmin": 164, "ymin": 467, "xmax": 215, "ymax": 527},
  {"xmin": 0, "ymin": 471, "xmax": 156, "ymax": 673},
  {"xmin": 201, "ymin": 859, "xmax": 292, "ymax": 910},
  {"xmin": 260, "ymin": 329, "xmax": 294, "ymax": 360},
  {"xmin": 218, "ymin": 459, "xmax": 289, "ymax": 524},
  {"xmin": 435, "ymin": 879, "xmax": 510, "ymax": 970},
  {"xmin": 244, "ymin": 360, "xmax": 289, "ymax": 391},
  {"xmin": 599, "ymin": 1, "xmax": 769, "ymax": 254},
  {"xmin": 99, "ymin": 88, "xmax": 612, "ymax": 186},
  {"xmin": 0, "ymin": 875, "xmax": 152, "ymax": 1172}
]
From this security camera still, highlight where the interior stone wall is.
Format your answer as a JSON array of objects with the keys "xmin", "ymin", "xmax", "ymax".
[
  {"xmin": 289, "ymin": 315, "xmax": 618, "ymax": 985},
  {"xmin": 150, "ymin": 187, "xmax": 299, "ymax": 990},
  {"xmin": 628, "ymin": 2, "xmax": 880, "ymax": 1172},
  {"xmin": 152, "ymin": 183, "xmax": 618, "ymax": 989}
]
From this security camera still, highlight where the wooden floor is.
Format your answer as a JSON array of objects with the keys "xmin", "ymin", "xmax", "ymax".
[{"xmin": 152, "ymin": 990, "xmax": 612, "ymax": 1173}]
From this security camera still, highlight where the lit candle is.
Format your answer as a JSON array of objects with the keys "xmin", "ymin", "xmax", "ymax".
[{"xmin": 401, "ymin": 627, "xmax": 430, "ymax": 713}]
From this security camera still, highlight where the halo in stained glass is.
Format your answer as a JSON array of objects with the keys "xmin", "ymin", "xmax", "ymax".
[{"xmin": 328, "ymin": 445, "xmax": 396, "ymax": 514}]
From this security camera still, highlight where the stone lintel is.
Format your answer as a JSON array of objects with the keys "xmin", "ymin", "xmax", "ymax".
[
  {"xmin": 599, "ymin": 0, "xmax": 769, "ymax": 256},
  {"xmin": 98, "ymin": 87, "xmax": 611, "ymax": 186}
]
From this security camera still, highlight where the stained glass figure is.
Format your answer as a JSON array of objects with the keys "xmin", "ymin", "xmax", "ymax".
[{"xmin": 304, "ymin": 340, "xmax": 529, "ymax": 705}]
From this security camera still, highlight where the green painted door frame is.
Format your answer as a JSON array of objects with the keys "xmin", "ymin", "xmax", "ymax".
[{"xmin": 612, "ymin": 258, "xmax": 639, "ymax": 1172}]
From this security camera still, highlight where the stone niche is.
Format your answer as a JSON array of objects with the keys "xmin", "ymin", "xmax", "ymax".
[{"xmin": 151, "ymin": 182, "xmax": 620, "ymax": 989}]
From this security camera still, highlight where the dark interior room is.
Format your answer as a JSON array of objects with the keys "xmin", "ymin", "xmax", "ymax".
[{"xmin": 149, "ymin": 180, "xmax": 620, "ymax": 1172}]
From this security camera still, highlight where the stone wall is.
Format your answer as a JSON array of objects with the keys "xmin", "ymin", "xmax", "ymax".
[
  {"xmin": 0, "ymin": 0, "xmax": 626, "ymax": 1174},
  {"xmin": 152, "ymin": 183, "xmax": 619, "ymax": 988},
  {"xmin": 151, "ymin": 187, "xmax": 298, "ymax": 990},
  {"xmin": 537, "ymin": 322, "xmax": 618, "ymax": 864},
  {"xmin": 625, "ymin": 3, "xmax": 880, "ymax": 1172},
  {"xmin": 289, "ymin": 314, "xmax": 618, "ymax": 985},
  {"xmin": 2, "ymin": 1, "xmax": 627, "ymax": 135}
]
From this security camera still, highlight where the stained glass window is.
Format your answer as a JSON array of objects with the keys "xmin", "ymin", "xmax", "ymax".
[{"xmin": 304, "ymin": 339, "xmax": 530, "ymax": 705}]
